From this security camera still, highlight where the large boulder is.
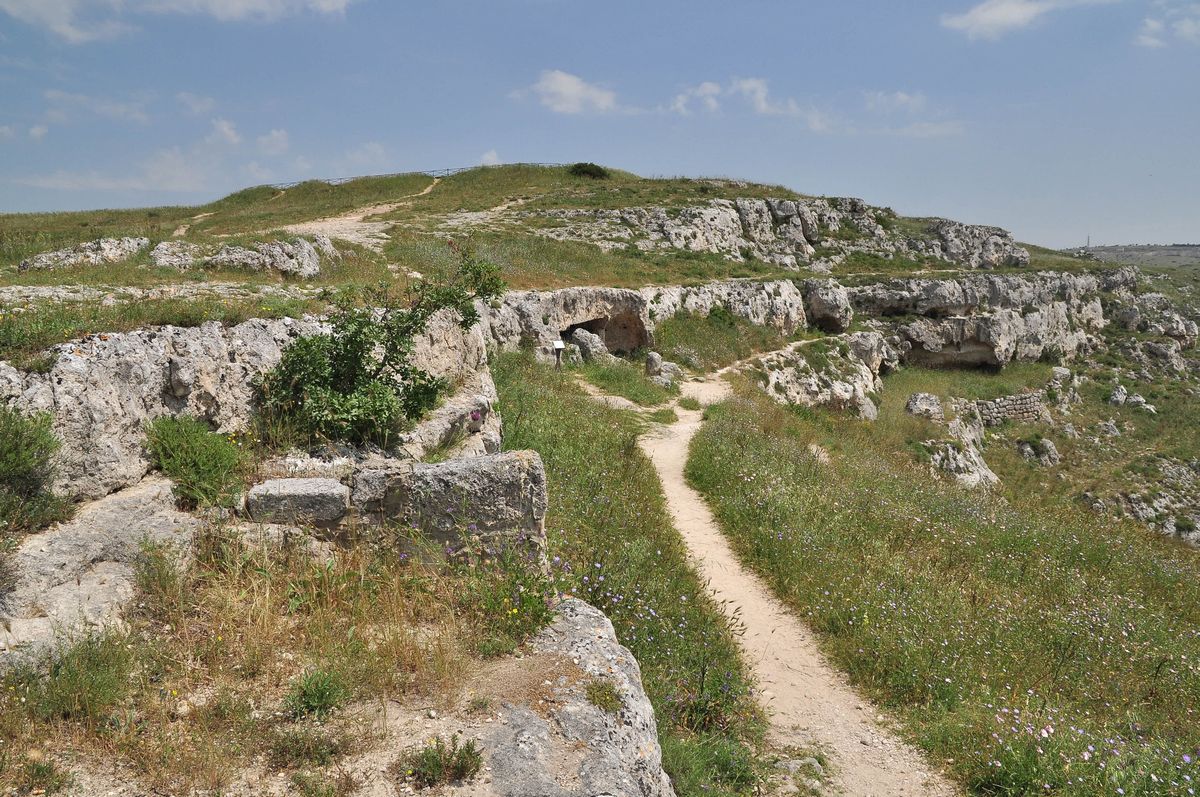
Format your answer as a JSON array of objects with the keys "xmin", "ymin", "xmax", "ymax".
[
  {"xmin": 150, "ymin": 241, "xmax": 203, "ymax": 270},
  {"xmin": 485, "ymin": 598, "xmax": 676, "ymax": 797},
  {"xmin": 207, "ymin": 237, "xmax": 322, "ymax": 278},
  {"xmin": 19, "ymin": 237, "xmax": 150, "ymax": 272},
  {"xmin": 802, "ymin": 279, "xmax": 854, "ymax": 332},
  {"xmin": 905, "ymin": 392, "xmax": 945, "ymax": 422},
  {"xmin": 570, "ymin": 327, "xmax": 619, "ymax": 364}
]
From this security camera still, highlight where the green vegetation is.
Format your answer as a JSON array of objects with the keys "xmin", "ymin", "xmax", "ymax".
[
  {"xmin": 284, "ymin": 669, "xmax": 350, "ymax": 721},
  {"xmin": 648, "ymin": 407, "xmax": 680, "ymax": 425},
  {"xmin": 586, "ymin": 679, "xmax": 624, "ymax": 715},
  {"xmin": 0, "ymin": 294, "xmax": 320, "ymax": 371},
  {"xmin": 679, "ymin": 396, "xmax": 703, "ymax": 411},
  {"xmin": 654, "ymin": 305, "xmax": 787, "ymax": 371},
  {"xmin": 687, "ymin": 385, "xmax": 1200, "ymax": 796},
  {"xmin": 268, "ymin": 727, "xmax": 350, "ymax": 768},
  {"xmin": 144, "ymin": 416, "xmax": 248, "ymax": 509},
  {"xmin": 577, "ymin": 359, "xmax": 677, "ymax": 406},
  {"xmin": 15, "ymin": 758, "xmax": 72, "ymax": 795},
  {"xmin": 398, "ymin": 734, "xmax": 483, "ymax": 789},
  {"xmin": 567, "ymin": 162, "xmax": 611, "ymax": 179},
  {"xmin": 256, "ymin": 250, "xmax": 503, "ymax": 447},
  {"xmin": 457, "ymin": 539, "xmax": 561, "ymax": 658},
  {"xmin": 0, "ymin": 406, "xmax": 71, "ymax": 537},
  {"xmin": 494, "ymin": 353, "xmax": 762, "ymax": 795},
  {"xmin": 6, "ymin": 633, "xmax": 133, "ymax": 723}
]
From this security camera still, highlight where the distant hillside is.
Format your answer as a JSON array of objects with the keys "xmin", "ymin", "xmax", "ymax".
[{"xmin": 1076, "ymin": 244, "xmax": 1200, "ymax": 268}]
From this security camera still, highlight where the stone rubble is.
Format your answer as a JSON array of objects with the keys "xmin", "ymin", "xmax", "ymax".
[{"xmin": 19, "ymin": 237, "xmax": 150, "ymax": 272}]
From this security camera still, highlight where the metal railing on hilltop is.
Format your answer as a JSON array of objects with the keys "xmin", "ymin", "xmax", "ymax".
[{"xmin": 267, "ymin": 162, "xmax": 568, "ymax": 191}]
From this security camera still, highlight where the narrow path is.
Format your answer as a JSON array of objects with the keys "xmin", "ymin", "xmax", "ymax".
[
  {"xmin": 635, "ymin": 371, "xmax": 959, "ymax": 797},
  {"xmin": 277, "ymin": 177, "xmax": 441, "ymax": 251}
]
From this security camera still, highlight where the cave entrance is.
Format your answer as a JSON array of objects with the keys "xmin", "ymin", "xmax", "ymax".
[{"xmin": 561, "ymin": 311, "xmax": 650, "ymax": 354}]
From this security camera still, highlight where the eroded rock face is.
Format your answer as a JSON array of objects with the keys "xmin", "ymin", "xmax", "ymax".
[
  {"xmin": 246, "ymin": 478, "xmax": 350, "ymax": 527},
  {"xmin": 150, "ymin": 241, "xmax": 204, "ymax": 270},
  {"xmin": 517, "ymin": 197, "xmax": 1028, "ymax": 272},
  {"xmin": 19, "ymin": 237, "xmax": 150, "ymax": 272},
  {"xmin": 485, "ymin": 598, "xmax": 676, "ymax": 797},
  {"xmin": 747, "ymin": 333, "xmax": 888, "ymax": 419},
  {"xmin": 906, "ymin": 392, "xmax": 945, "ymax": 422},
  {"xmin": 802, "ymin": 279, "xmax": 854, "ymax": 332},
  {"xmin": 0, "ymin": 309, "xmax": 486, "ymax": 501},
  {"xmin": 0, "ymin": 478, "xmax": 200, "ymax": 665},
  {"xmin": 207, "ymin": 237, "xmax": 323, "ymax": 278}
]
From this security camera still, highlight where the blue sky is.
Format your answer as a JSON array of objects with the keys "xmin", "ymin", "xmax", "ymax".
[{"xmin": 0, "ymin": 0, "xmax": 1197, "ymax": 247}]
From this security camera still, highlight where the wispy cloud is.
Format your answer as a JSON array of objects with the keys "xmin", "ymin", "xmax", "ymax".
[
  {"xmin": 0, "ymin": 0, "xmax": 359, "ymax": 43},
  {"xmin": 480, "ymin": 149, "xmax": 501, "ymax": 166},
  {"xmin": 206, "ymin": 117, "xmax": 241, "ymax": 145},
  {"xmin": 0, "ymin": 125, "xmax": 14, "ymax": 140},
  {"xmin": 18, "ymin": 145, "xmax": 210, "ymax": 191},
  {"xmin": 1137, "ymin": 2, "xmax": 1200, "ymax": 47},
  {"xmin": 257, "ymin": 128, "xmax": 289, "ymax": 156},
  {"xmin": 668, "ymin": 77, "xmax": 835, "ymax": 132},
  {"xmin": 177, "ymin": 91, "xmax": 216, "ymax": 114},
  {"xmin": 526, "ymin": 70, "xmax": 619, "ymax": 115},
  {"xmin": 941, "ymin": 0, "xmax": 1115, "ymax": 40},
  {"xmin": 44, "ymin": 89, "xmax": 151, "ymax": 123},
  {"xmin": 28, "ymin": 124, "xmax": 48, "ymax": 140},
  {"xmin": 865, "ymin": 90, "xmax": 928, "ymax": 114},
  {"xmin": 669, "ymin": 81, "xmax": 722, "ymax": 114}
]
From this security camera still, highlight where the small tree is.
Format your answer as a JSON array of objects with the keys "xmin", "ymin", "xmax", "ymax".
[{"xmin": 257, "ymin": 244, "xmax": 504, "ymax": 447}]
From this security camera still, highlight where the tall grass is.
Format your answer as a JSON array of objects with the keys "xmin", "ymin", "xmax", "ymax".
[
  {"xmin": 0, "ymin": 406, "xmax": 72, "ymax": 537},
  {"xmin": 493, "ymin": 353, "xmax": 762, "ymax": 795},
  {"xmin": 653, "ymin": 306, "xmax": 788, "ymax": 371},
  {"xmin": 577, "ymin": 359, "xmax": 677, "ymax": 406},
  {"xmin": 687, "ymin": 385, "xmax": 1200, "ymax": 796}
]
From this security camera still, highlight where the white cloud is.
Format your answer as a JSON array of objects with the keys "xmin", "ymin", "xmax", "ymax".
[
  {"xmin": 480, "ymin": 149, "xmax": 501, "ymax": 166},
  {"xmin": 0, "ymin": 0, "xmax": 359, "ymax": 42},
  {"xmin": 44, "ymin": 89, "xmax": 150, "ymax": 123},
  {"xmin": 177, "ymin": 91, "xmax": 216, "ymax": 114},
  {"xmin": 728, "ymin": 78, "xmax": 835, "ymax": 132},
  {"xmin": 865, "ymin": 90, "xmax": 928, "ymax": 114},
  {"xmin": 1134, "ymin": 3, "xmax": 1200, "ymax": 47},
  {"xmin": 207, "ymin": 117, "xmax": 241, "ymax": 145},
  {"xmin": 1136, "ymin": 17, "xmax": 1167, "ymax": 46},
  {"xmin": 529, "ymin": 70, "xmax": 618, "ymax": 114},
  {"xmin": 257, "ymin": 128, "xmax": 289, "ymax": 155},
  {"xmin": 0, "ymin": 125, "xmax": 14, "ymax": 139},
  {"xmin": 28, "ymin": 124, "xmax": 48, "ymax": 140},
  {"xmin": 941, "ymin": 0, "xmax": 1114, "ymax": 40},
  {"xmin": 670, "ymin": 81, "xmax": 722, "ymax": 114}
]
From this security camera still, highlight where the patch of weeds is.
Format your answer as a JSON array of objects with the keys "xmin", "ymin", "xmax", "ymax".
[
  {"xmin": 0, "ymin": 406, "xmax": 72, "ymax": 536},
  {"xmin": 585, "ymin": 679, "xmax": 623, "ymax": 715},
  {"xmin": 284, "ymin": 669, "xmax": 350, "ymax": 721},
  {"xmin": 16, "ymin": 757, "xmax": 72, "ymax": 795},
  {"xmin": 397, "ymin": 734, "xmax": 483, "ymax": 789},
  {"xmin": 268, "ymin": 727, "xmax": 349, "ymax": 768},
  {"xmin": 289, "ymin": 771, "xmax": 356, "ymax": 797},
  {"xmin": 134, "ymin": 541, "xmax": 190, "ymax": 625},
  {"xmin": 256, "ymin": 246, "xmax": 503, "ymax": 448},
  {"xmin": 653, "ymin": 306, "xmax": 786, "ymax": 371},
  {"xmin": 648, "ymin": 407, "xmax": 679, "ymax": 425},
  {"xmin": 144, "ymin": 416, "xmax": 248, "ymax": 509},
  {"xmin": 679, "ymin": 396, "xmax": 703, "ymax": 411},
  {"xmin": 457, "ymin": 540, "xmax": 560, "ymax": 658},
  {"xmin": 6, "ymin": 633, "xmax": 133, "ymax": 724},
  {"xmin": 466, "ymin": 695, "xmax": 493, "ymax": 715}
]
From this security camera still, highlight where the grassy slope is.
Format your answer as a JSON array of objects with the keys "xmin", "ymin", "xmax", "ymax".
[
  {"xmin": 493, "ymin": 353, "xmax": 763, "ymax": 796},
  {"xmin": 687, "ymin": 384, "xmax": 1200, "ymax": 796}
]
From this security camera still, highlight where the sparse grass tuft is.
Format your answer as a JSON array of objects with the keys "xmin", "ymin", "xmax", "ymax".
[
  {"xmin": 585, "ymin": 679, "xmax": 623, "ymax": 714},
  {"xmin": 145, "ymin": 416, "xmax": 249, "ymax": 509},
  {"xmin": 16, "ymin": 758, "xmax": 72, "ymax": 795},
  {"xmin": 268, "ymin": 726, "xmax": 350, "ymax": 768},
  {"xmin": 6, "ymin": 633, "xmax": 133, "ymax": 724},
  {"xmin": 679, "ymin": 396, "xmax": 703, "ymax": 411},
  {"xmin": 654, "ymin": 306, "xmax": 786, "ymax": 371},
  {"xmin": 648, "ymin": 407, "xmax": 679, "ymax": 424},
  {"xmin": 398, "ymin": 734, "xmax": 483, "ymax": 789}
]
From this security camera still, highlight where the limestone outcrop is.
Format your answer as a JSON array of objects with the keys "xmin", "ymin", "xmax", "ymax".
[
  {"xmin": 485, "ymin": 598, "xmax": 676, "ymax": 797},
  {"xmin": 19, "ymin": 237, "xmax": 150, "ymax": 272},
  {"xmin": 0, "ymin": 309, "xmax": 486, "ymax": 501},
  {"xmin": 517, "ymin": 197, "xmax": 1029, "ymax": 272},
  {"xmin": 745, "ymin": 333, "xmax": 891, "ymax": 420}
]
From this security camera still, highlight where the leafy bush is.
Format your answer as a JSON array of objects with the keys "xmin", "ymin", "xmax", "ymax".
[
  {"xmin": 256, "ymin": 246, "xmax": 503, "ymax": 447},
  {"xmin": 0, "ymin": 406, "xmax": 71, "ymax": 535},
  {"xmin": 567, "ymin": 162, "xmax": 610, "ymax": 179},
  {"xmin": 284, "ymin": 669, "xmax": 349, "ymax": 720},
  {"xmin": 144, "ymin": 416, "xmax": 248, "ymax": 508},
  {"xmin": 398, "ymin": 734, "xmax": 483, "ymax": 789}
]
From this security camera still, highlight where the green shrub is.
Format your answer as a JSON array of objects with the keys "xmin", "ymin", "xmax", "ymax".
[
  {"xmin": 0, "ymin": 406, "xmax": 71, "ymax": 535},
  {"xmin": 284, "ymin": 669, "xmax": 349, "ymax": 720},
  {"xmin": 567, "ymin": 162, "xmax": 610, "ymax": 179},
  {"xmin": 144, "ymin": 416, "xmax": 247, "ymax": 508},
  {"xmin": 256, "ymin": 247, "xmax": 503, "ymax": 447},
  {"xmin": 398, "ymin": 734, "xmax": 483, "ymax": 789}
]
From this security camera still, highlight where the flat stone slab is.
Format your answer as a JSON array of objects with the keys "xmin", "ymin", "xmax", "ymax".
[{"xmin": 246, "ymin": 477, "xmax": 349, "ymax": 527}]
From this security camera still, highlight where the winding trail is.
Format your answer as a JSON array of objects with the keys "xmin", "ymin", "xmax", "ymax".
[
  {"xmin": 278, "ymin": 177, "xmax": 441, "ymax": 251},
  {"xmin": 633, "ymin": 370, "xmax": 959, "ymax": 797}
]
